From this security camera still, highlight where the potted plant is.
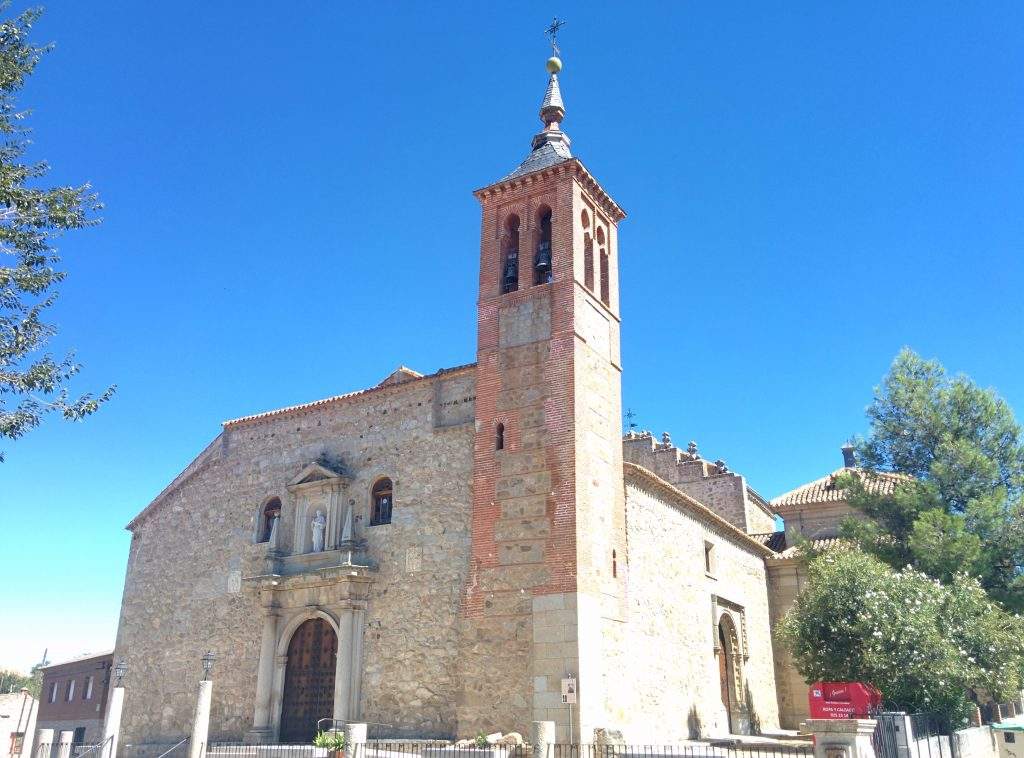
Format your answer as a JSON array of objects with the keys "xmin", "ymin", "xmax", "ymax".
[{"xmin": 313, "ymin": 730, "xmax": 347, "ymax": 758}]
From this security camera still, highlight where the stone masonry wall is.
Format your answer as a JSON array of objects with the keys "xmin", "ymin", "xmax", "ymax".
[
  {"xmin": 765, "ymin": 559, "xmax": 808, "ymax": 729},
  {"xmin": 619, "ymin": 473, "xmax": 780, "ymax": 741},
  {"xmin": 113, "ymin": 368, "xmax": 475, "ymax": 746},
  {"xmin": 622, "ymin": 434, "xmax": 776, "ymax": 534}
]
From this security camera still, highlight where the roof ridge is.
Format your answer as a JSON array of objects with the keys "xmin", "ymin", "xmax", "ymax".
[{"xmin": 222, "ymin": 362, "xmax": 475, "ymax": 429}]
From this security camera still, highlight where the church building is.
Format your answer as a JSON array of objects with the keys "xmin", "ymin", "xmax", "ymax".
[{"xmin": 112, "ymin": 48, "xmax": 789, "ymax": 750}]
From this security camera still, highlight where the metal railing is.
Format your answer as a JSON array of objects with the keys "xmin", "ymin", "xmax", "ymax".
[
  {"xmin": 207, "ymin": 743, "xmax": 811, "ymax": 758},
  {"xmin": 154, "ymin": 738, "xmax": 190, "ymax": 758},
  {"xmin": 34, "ymin": 740, "xmax": 115, "ymax": 758},
  {"xmin": 547, "ymin": 745, "xmax": 813, "ymax": 758}
]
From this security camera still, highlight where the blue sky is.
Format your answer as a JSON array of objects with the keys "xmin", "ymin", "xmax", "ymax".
[{"xmin": 1, "ymin": 2, "xmax": 1022, "ymax": 673}]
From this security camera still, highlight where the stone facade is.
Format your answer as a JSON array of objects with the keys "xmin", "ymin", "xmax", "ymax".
[
  {"xmin": 622, "ymin": 433, "xmax": 776, "ymax": 534},
  {"xmin": 618, "ymin": 467, "xmax": 780, "ymax": 741},
  {"xmin": 114, "ymin": 366, "xmax": 476, "ymax": 745},
  {"xmin": 111, "ymin": 54, "xmax": 790, "ymax": 752}
]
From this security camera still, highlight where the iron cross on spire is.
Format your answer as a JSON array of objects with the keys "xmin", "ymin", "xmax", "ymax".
[{"xmin": 545, "ymin": 17, "xmax": 566, "ymax": 58}]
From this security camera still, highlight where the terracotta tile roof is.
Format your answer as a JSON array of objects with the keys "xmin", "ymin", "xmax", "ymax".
[
  {"xmin": 772, "ymin": 536, "xmax": 846, "ymax": 560},
  {"xmin": 771, "ymin": 467, "xmax": 907, "ymax": 509},
  {"xmin": 222, "ymin": 362, "xmax": 475, "ymax": 429},
  {"xmin": 751, "ymin": 531, "xmax": 788, "ymax": 552},
  {"xmin": 752, "ymin": 532, "xmax": 846, "ymax": 560}
]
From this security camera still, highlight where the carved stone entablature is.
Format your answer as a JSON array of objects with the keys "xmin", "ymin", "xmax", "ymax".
[{"xmin": 286, "ymin": 461, "xmax": 350, "ymax": 495}]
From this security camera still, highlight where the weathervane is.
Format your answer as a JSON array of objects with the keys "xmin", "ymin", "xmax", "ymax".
[{"xmin": 545, "ymin": 17, "xmax": 566, "ymax": 59}]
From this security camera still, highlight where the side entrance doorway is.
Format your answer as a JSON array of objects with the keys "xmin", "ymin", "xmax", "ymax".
[
  {"xmin": 718, "ymin": 623, "xmax": 733, "ymax": 733},
  {"xmin": 280, "ymin": 618, "xmax": 337, "ymax": 743}
]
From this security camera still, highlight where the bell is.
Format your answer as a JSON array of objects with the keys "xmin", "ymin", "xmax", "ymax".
[
  {"xmin": 502, "ymin": 250, "xmax": 519, "ymax": 292},
  {"xmin": 535, "ymin": 241, "xmax": 552, "ymax": 269}
]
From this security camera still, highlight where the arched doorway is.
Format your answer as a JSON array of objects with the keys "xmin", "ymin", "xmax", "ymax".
[
  {"xmin": 717, "ymin": 615, "xmax": 743, "ymax": 735},
  {"xmin": 280, "ymin": 618, "xmax": 337, "ymax": 743},
  {"xmin": 718, "ymin": 622, "xmax": 733, "ymax": 732}
]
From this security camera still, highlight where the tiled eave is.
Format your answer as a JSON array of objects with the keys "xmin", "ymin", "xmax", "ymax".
[
  {"xmin": 222, "ymin": 362, "xmax": 476, "ymax": 430},
  {"xmin": 473, "ymin": 158, "xmax": 626, "ymax": 223},
  {"xmin": 126, "ymin": 362, "xmax": 477, "ymax": 531}
]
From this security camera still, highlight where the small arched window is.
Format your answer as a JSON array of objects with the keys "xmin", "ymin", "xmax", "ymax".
[
  {"xmin": 534, "ymin": 205, "xmax": 553, "ymax": 285},
  {"xmin": 370, "ymin": 478, "xmax": 393, "ymax": 526},
  {"xmin": 496, "ymin": 423, "xmax": 505, "ymax": 451},
  {"xmin": 259, "ymin": 498, "xmax": 281, "ymax": 543},
  {"xmin": 500, "ymin": 215, "xmax": 520, "ymax": 294}
]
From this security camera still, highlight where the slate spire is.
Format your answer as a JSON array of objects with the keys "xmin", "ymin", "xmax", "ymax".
[{"xmin": 501, "ymin": 54, "xmax": 573, "ymax": 181}]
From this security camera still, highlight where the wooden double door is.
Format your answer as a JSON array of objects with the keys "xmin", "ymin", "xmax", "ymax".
[{"xmin": 280, "ymin": 618, "xmax": 337, "ymax": 743}]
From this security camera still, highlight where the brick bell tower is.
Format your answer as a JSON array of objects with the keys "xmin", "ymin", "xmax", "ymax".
[{"xmin": 459, "ymin": 43, "xmax": 628, "ymax": 742}]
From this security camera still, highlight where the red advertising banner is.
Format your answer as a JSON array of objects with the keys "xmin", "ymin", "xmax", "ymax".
[{"xmin": 808, "ymin": 681, "xmax": 882, "ymax": 719}]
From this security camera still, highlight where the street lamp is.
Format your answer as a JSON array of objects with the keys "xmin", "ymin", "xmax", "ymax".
[
  {"xmin": 113, "ymin": 658, "xmax": 127, "ymax": 687},
  {"xmin": 201, "ymin": 651, "xmax": 216, "ymax": 681}
]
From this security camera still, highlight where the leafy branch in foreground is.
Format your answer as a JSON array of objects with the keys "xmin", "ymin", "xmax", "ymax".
[{"xmin": 0, "ymin": 4, "xmax": 113, "ymax": 459}]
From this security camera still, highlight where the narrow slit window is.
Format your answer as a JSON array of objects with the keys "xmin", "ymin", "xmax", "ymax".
[
  {"xmin": 496, "ymin": 423, "xmax": 505, "ymax": 451},
  {"xmin": 704, "ymin": 541, "xmax": 716, "ymax": 576},
  {"xmin": 612, "ymin": 549, "xmax": 618, "ymax": 578}
]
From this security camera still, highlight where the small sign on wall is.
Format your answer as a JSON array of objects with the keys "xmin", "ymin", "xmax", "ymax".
[{"xmin": 561, "ymin": 677, "xmax": 577, "ymax": 704}]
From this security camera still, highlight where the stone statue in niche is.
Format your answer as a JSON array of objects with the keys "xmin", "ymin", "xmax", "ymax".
[
  {"xmin": 311, "ymin": 510, "xmax": 327, "ymax": 553},
  {"xmin": 268, "ymin": 515, "xmax": 280, "ymax": 548}
]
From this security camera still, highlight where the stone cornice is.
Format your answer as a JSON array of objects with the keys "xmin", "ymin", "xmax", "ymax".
[
  {"xmin": 222, "ymin": 362, "xmax": 476, "ymax": 430},
  {"xmin": 623, "ymin": 462, "xmax": 775, "ymax": 557},
  {"xmin": 474, "ymin": 158, "xmax": 626, "ymax": 223}
]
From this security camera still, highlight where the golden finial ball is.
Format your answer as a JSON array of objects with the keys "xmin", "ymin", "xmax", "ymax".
[{"xmin": 546, "ymin": 56, "xmax": 562, "ymax": 74}]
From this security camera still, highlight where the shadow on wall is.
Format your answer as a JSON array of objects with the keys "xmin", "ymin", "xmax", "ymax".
[
  {"xmin": 688, "ymin": 706, "xmax": 703, "ymax": 740},
  {"xmin": 745, "ymin": 683, "xmax": 762, "ymax": 736}
]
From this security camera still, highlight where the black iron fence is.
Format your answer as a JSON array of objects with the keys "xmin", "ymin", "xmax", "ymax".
[
  {"xmin": 872, "ymin": 712, "xmax": 955, "ymax": 758},
  {"xmin": 206, "ymin": 743, "xmax": 812, "ymax": 758},
  {"xmin": 546, "ymin": 745, "xmax": 813, "ymax": 758}
]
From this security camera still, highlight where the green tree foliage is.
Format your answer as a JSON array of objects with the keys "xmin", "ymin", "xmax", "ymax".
[
  {"xmin": 0, "ymin": 666, "xmax": 40, "ymax": 697},
  {"xmin": 780, "ymin": 550, "xmax": 1024, "ymax": 728},
  {"xmin": 840, "ymin": 348, "xmax": 1024, "ymax": 609},
  {"xmin": 0, "ymin": 4, "xmax": 113, "ymax": 460}
]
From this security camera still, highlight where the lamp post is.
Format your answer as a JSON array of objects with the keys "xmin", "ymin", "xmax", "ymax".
[
  {"xmin": 201, "ymin": 651, "xmax": 216, "ymax": 682},
  {"xmin": 104, "ymin": 659, "xmax": 127, "ymax": 758},
  {"xmin": 113, "ymin": 658, "xmax": 128, "ymax": 687},
  {"xmin": 189, "ymin": 653, "xmax": 215, "ymax": 758}
]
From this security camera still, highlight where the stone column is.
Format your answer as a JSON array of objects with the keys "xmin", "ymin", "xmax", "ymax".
[
  {"xmin": 102, "ymin": 687, "xmax": 124, "ymax": 758},
  {"xmin": 531, "ymin": 721, "xmax": 555, "ymax": 758},
  {"xmin": 269, "ymin": 654, "xmax": 288, "ymax": 738},
  {"xmin": 800, "ymin": 719, "xmax": 878, "ymax": 758},
  {"xmin": 344, "ymin": 723, "xmax": 367, "ymax": 758},
  {"xmin": 188, "ymin": 680, "xmax": 213, "ymax": 758},
  {"xmin": 333, "ymin": 609, "xmax": 355, "ymax": 722},
  {"xmin": 56, "ymin": 732, "xmax": 73, "ymax": 758},
  {"xmin": 35, "ymin": 729, "xmax": 53, "ymax": 758},
  {"xmin": 248, "ymin": 608, "xmax": 279, "ymax": 741}
]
